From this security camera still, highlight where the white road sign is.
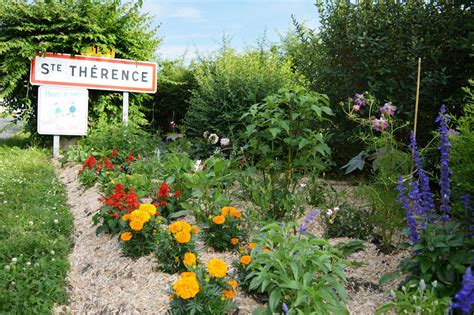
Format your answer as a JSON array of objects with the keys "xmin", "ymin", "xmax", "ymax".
[
  {"xmin": 30, "ymin": 53, "xmax": 157, "ymax": 93},
  {"xmin": 38, "ymin": 86, "xmax": 88, "ymax": 135}
]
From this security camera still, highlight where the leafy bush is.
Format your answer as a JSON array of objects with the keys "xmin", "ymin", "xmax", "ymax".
[
  {"xmin": 202, "ymin": 206, "xmax": 246, "ymax": 252},
  {"xmin": 168, "ymin": 260, "xmax": 237, "ymax": 315},
  {"xmin": 239, "ymin": 222, "xmax": 349, "ymax": 315},
  {"xmin": 0, "ymin": 0, "xmax": 160, "ymax": 135},
  {"xmin": 399, "ymin": 222, "xmax": 472, "ymax": 297},
  {"xmin": 241, "ymin": 86, "xmax": 332, "ymax": 220},
  {"xmin": 183, "ymin": 45, "xmax": 295, "ymax": 139},
  {"xmin": 155, "ymin": 220, "xmax": 199, "ymax": 274},
  {"xmin": 289, "ymin": 0, "xmax": 471, "ymax": 165},
  {"xmin": 376, "ymin": 280, "xmax": 451, "ymax": 315}
]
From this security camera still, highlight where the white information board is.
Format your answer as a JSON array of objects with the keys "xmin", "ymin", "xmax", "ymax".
[
  {"xmin": 38, "ymin": 86, "xmax": 88, "ymax": 135},
  {"xmin": 30, "ymin": 53, "xmax": 157, "ymax": 93}
]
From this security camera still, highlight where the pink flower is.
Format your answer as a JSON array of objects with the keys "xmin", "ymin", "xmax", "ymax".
[
  {"xmin": 380, "ymin": 102, "xmax": 396, "ymax": 116},
  {"xmin": 372, "ymin": 117, "xmax": 388, "ymax": 132},
  {"xmin": 352, "ymin": 104, "xmax": 361, "ymax": 112}
]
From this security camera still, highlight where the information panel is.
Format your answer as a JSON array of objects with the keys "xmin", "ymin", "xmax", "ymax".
[
  {"xmin": 31, "ymin": 53, "xmax": 157, "ymax": 93},
  {"xmin": 38, "ymin": 86, "xmax": 88, "ymax": 135}
]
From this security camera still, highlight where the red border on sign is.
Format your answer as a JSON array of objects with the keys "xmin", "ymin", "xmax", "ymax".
[{"xmin": 30, "ymin": 53, "xmax": 157, "ymax": 93}]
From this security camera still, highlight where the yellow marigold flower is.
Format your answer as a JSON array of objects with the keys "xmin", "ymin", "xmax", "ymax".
[
  {"xmin": 223, "ymin": 289, "xmax": 236, "ymax": 299},
  {"xmin": 120, "ymin": 232, "xmax": 132, "ymax": 241},
  {"xmin": 248, "ymin": 242, "xmax": 257, "ymax": 250},
  {"xmin": 230, "ymin": 208, "xmax": 241, "ymax": 218},
  {"xmin": 183, "ymin": 252, "xmax": 197, "ymax": 267},
  {"xmin": 122, "ymin": 214, "xmax": 130, "ymax": 221},
  {"xmin": 130, "ymin": 219, "xmax": 144, "ymax": 231},
  {"xmin": 228, "ymin": 280, "xmax": 238, "ymax": 289},
  {"xmin": 220, "ymin": 206, "xmax": 231, "ymax": 216},
  {"xmin": 130, "ymin": 209, "xmax": 150, "ymax": 223},
  {"xmin": 207, "ymin": 258, "xmax": 227, "ymax": 278},
  {"xmin": 139, "ymin": 203, "xmax": 157, "ymax": 216},
  {"xmin": 181, "ymin": 271, "xmax": 197, "ymax": 279},
  {"xmin": 173, "ymin": 274, "xmax": 200, "ymax": 299},
  {"xmin": 240, "ymin": 255, "xmax": 251, "ymax": 265},
  {"xmin": 175, "ymin": 231, "xmax": 191, "ymax": 244},
  {"xmin": 212, "ymin": 215, "xmax": 225, "ymax": 225},
  {"xmin": 192, "ymin": 225, "xmax": 200, "ymax": 234},
  {"xmin": 239, "ymin": 246, "xmax": 246, "ymax": 253},
  {"xmin": 175, "ymin": 256, "xmax": 180, "ymax": 262},
  {"xmin": 231, "ymin": 238, "xmax": 239, "ymax": 245}
]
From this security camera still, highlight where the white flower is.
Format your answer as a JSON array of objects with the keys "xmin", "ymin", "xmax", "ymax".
[
  {"xmin": 51, "ymin": 258, "xmax": 55, "ymax": 262},
  {"xmin": 54, "ymin": 219, "xmax": 59, "ymax": 224},
  {"xmin": 11, "ymin": 281, "xmax": 15, "ymax": 286},
  {"xmin": 208, "ymin": 133, "xmax": 219, "ymax": 144},
  {"xmin": 194, "ymin": 160, "xmax": 202, "ymax": 172},
  {"xmin": 4, "ymin": 265, "xmax": 11, "ymax": 271},
  {"xmin": 26, "ymin": 262, "xmax": 31, "ymax": 266},
  {"xmin": 333, "ymin": 207, "xmax": 340, "ymax": 212},
  {"xmin": 220, "ymin": 138, "xmax": 230, "ymax": 147},
  {"xmin": 203, "ymin": 131, "xmax": 210, "ymax": 139},
  {"xmin": 299, "ymin": 183, "xmax": 306, "ymax": 188},
  {"xmin": 11, "ymin": 257, "xmax": 17, "ymax": 263},
  {"xmin": 50, "ymin": 250, "xmax": 55, "ymax": 255},
  {"xmin": 28, "ymin": 221, "xmax": 33, "ymax": 225},
  {"xmin": 326, "ymin": 209, "xmax": 333, "ymax": 216}
]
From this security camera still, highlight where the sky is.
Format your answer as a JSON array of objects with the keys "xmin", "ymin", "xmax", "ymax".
[{"xmin": 141, "ymin": 0, "xmax": 320, "ymax": 62}]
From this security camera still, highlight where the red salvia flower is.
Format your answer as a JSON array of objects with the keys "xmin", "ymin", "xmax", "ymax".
[
  {"xmin": 125, "ymin": 187, "xmax": 140, "ymax": 211},
  {"xmin": 125, "ymin": 152, "xmax": 135, "ymax": 164},
  {"xmin": 157, "ymin": 181, "xmax": 170, "ymax": 199},
  {"xmin": 174, "ymin": 189, "xmax": 181, "ymax": 199},
  {"xmin": 112, "ymin": 148, "xmax": 118, "ymax": 158},
  {"xmin": 160, "ymin": 200, "xmax": 168, "ymax": 208},
  {"xmin": 82, "ymin": 154, "xmax": 97, "ymax": 170},
  {"xmin": 103, "ymin": 157, "xmax": 114, "ymax": 170},
  {"xmin": 112, "ymin": 213, "xmax": 120, "ymax": 219}
]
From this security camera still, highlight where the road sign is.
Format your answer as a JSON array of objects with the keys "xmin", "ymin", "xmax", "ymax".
[
  {"xmin": 30, "ymin": 53, "xmax": 157, "ymax": 93},
  {"xmin": 37, "ymin": 86, "xmax": 88, "ymax": 135}
]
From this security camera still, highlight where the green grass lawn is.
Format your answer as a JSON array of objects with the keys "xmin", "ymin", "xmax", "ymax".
[{"xmin": 0, "ymin": 142, "xmax": 73, "ymax": 313}]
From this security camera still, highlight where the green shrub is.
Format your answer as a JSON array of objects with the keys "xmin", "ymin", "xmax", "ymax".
[
  {"xmin": 322, "ymin": 206, "xmax": 374, "ymax": 241},
  {"xmin": 183, "ymin": 45, "xmax": 295, "ymax": 139},
  {"xmin": 241, "ymin": 86, "xmax": 332, "ymax": 220},
  {"xmin": 376, "ymin": 280, "xmax": 451, "ymax": 315},
  {"xmin": 239, "ymin": 222, "xmax": 349, "ymax": 315},
  {"xmin": 288, "ymin": 0, "xmax": 471, "ymax": 165}
]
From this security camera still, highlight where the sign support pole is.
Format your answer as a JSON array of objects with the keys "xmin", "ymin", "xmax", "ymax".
[
  {"xmin": 123, "ymin": 92, "xmax": 129, "ymax": 126},
  {"xmin": 53, "ymin": 135, "xmax": 60, "ymax": 159}
]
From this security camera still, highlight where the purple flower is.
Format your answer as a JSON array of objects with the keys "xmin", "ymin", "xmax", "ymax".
[
  {"xmin": 450, "ymin": 266, "xmax": 474, "ymax": 314},
  {"xmin": 447, "ymin": 129, "xmax": 460, "ymax": 137},
  {"xmin": 409, "ymin": 131, "xmax": 434, "ymax": 215},
  {"xmin": 372, "ymin": 117, "xmax": 388, "ymax": 132},
  {"xmin": 397, "ymin": 175, "xmax": 419, "ymax": 243},
  {"xmin": 299, "ymin": 209, "xmax": 320, "ymax": 234},
  {"xmin": 380, "ymin": 102, "xmax": 397, "ymax": 116},
  {"xmin": 354, "ymin": 93, "xmax": 367, "ymax": 107},
  {"xmin": 352, "ymin": 104, "xmax": 361, "ymax": 112},
  {"xmin": 436, "ymin": 105, "xmax": 452, "ymax": 219},
  {"xmin": 282, "ymin": 303, "xmax": 289, "ymax": 314}
]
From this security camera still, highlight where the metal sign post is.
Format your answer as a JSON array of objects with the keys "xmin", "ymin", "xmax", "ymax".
[{"xmin": 123, "ymin": 92, "xmax": 129, "ymax": 126}]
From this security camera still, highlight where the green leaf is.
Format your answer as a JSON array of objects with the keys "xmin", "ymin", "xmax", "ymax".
[
  {"xmin": 379, "ymin": 271, "xmax": 400, "ymax": 285},
  {"xmin": 269, "ymin": 289, "xmax": 282, "ymax": 311}
]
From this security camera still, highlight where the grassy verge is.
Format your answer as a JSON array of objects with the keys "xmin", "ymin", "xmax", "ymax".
[{"xmin": 0, "ymin": 144, "xmax": 73, "ymax": 313}]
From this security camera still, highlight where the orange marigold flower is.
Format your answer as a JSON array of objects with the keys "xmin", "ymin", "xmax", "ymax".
[
  {"xmin": 173, "ymin": 273, "xmax": 200, "ymax": 299},
  {"xmin": 192, "ymin": 225, "xmax": 200, "ymax": 234},
  {"xmin": 240, "ymin": 255, "xmax": 251, "ymax": 265},
  {"xmin": 183, "ymin": 252, "xmax": 197, "ymax": 267},
  {"xmin": 223, "ymin": 289, "xmax": 236, "ymax": 299},
  {"xmin": 121, "ymin": 214, "xmax": 130, "ymax": 221},
  {"xmin": 248, "ymin": 242, "xmax": 257, "ymax": 250},
  {"xmin": 139, "ymin": 203, "xmax": 157, "ymax": 216},
  {"xmin": 130, "ymin": 219, "xmax": 144, "ymax": 231},
  {"xmin": 169, "ymin": 221, "xmax": 192, "ymax": 234},
  {"xmin": 231, "ymin": 238, "xmax": 239, "ymax": 245},
  {"xmin": 120, "ymin": 232, "xmax": 132, "ymax": 241},
  {"xmin": 175, "ymin": 231, "xmax": 191, "ymax": 244},
  {"xmin": 220, "ymin": 206, "xmax": 231, "ymax": 216},
  {"xmin": 230, "ymin": 208, "xmax": 241, "ymax": 218},
  {"xmin": 169, "ymin": 294, "xmax": 175, "ymax": 300},
  {"xmin": 207, "ymin": 258, "xmax": 227, "ymax": 278},
  {"xmin": 212, "ymin": 215, "xmax": 225, "ymax": 225},
  {"xmin": 228, "ymin": 280, "xmax": 238, "ymax": 289}
]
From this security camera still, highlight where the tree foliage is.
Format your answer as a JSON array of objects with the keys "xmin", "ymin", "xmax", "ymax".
[
  {"xmin": 288, "ymin": 0, "xmax": 472, "ymax": 164},
  {"xmin": 0, "ymin": 0, "xmax": 160, "ymax": 134},
  {"xmin": 183, "ymin": 44, "xmax": 296, "ymax": 139}
]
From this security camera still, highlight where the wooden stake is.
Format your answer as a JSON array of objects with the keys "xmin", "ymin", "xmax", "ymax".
[{"xmin": 413, "ymin": 58, "xmax": 421, "ymax": 138}]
